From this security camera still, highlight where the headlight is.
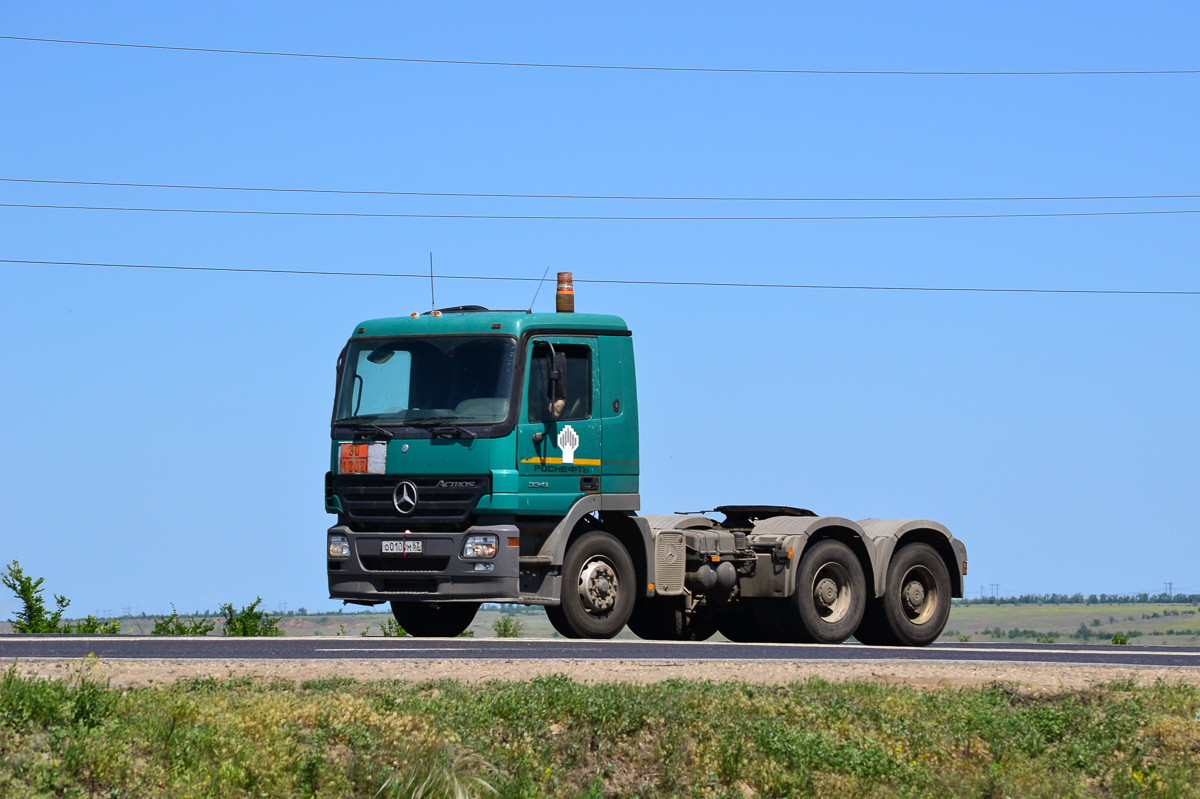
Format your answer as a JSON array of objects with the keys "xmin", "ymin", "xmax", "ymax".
[
  {"xmin": 328, "ymin": 535, "xmax": 350, "ymax": 558},
  {"xmin": 462, "ymin": 534, "xmax": 497, "ymax": 559}
]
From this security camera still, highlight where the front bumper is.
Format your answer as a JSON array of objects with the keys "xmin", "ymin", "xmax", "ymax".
[{"xmin": 326, "ymin": 523, "xmax": 520, "ymax": 603}]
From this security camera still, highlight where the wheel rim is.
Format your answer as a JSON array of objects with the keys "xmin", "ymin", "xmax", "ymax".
[
  {"xmin": 810, "ymin": 561, "xmax": 853, "ymax": 624},
  {"xmin": 577, "ymin": 555, "xmax": 620, "ymax": 616},
  {"xmin": 899, "ymin": 565, "xmax": 938, "ymax": 624}
]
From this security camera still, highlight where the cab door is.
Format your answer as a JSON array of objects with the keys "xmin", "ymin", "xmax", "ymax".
[{"xmin": 516, "ymin": 336, "xmax": 602, "ymax": 513}]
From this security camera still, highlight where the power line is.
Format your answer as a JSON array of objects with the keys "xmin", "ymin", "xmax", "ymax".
[
  {"xmin": 3, "ymin": 35, "xmax": 1198, "ymax": 77},
  {"xmin": 4, "ymin": 201, "xmax": 1200, "ymax": 222},
  {"xmin": 4, "ymin": 258, "xmax": 1198, "ymax": 296},
  {"xmin": 4, "ymin": 177, "xmax": 1198, "ymax": 204}
]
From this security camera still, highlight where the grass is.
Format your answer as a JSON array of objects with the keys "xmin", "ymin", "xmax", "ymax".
[{"xmin": 3, "ymin": 664, "xmax": 1200, "ymax": 797}]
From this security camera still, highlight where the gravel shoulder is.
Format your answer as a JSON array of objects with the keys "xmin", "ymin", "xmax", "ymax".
[{"xmin": 11, "ymin": 656, "xmax": 1200, "ymax": 693}]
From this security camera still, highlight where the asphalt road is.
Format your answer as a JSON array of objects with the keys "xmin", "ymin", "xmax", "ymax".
[{"xmin": 3, "ymin": 635, "xmax": 1200, "ymax": 667}]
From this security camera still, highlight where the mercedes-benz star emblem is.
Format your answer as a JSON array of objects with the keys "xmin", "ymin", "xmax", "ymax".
[{"xmin": 392, "ymin": 481, "xmax": 419, "ymax": 514}]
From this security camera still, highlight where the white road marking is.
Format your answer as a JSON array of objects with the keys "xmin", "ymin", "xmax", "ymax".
[{"xmin": 313, "ymin": 648, "xmax": 492, "ymax": 652}]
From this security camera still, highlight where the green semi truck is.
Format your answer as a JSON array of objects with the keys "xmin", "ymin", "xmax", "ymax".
[{"xmin": 326, "ymin": 273, "xmax": 967, "ymax": 644}]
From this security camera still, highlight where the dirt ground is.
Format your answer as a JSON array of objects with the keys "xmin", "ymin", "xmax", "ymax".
[{"xmin": 10, "ymin": 656, "xmax": 1200, "ymax": 693}]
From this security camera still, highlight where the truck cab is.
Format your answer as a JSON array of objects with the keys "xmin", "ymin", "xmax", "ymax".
[{"xmin": 327, "ymin": 281, "xmax": 967, "ymax": 644}]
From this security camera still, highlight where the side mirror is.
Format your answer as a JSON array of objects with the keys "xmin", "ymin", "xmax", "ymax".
[{"xmin": 546, "ymin": 351, "xmax": 567, "ymax": 401}]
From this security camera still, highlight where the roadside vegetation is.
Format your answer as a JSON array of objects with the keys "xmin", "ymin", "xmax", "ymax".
[
  {"xmin": 2, "ymin": 562, "xmax": 295, "ymax": 637},
  {"xmin": 957, "ymin": 592, "xmax": 1200, "ymax": 606},
  {"xmin": 942, "ymin": 600, "xmax": 1200, "ymax": 646},
  {"xmin": 493, "ymin": 614, "xmax": 525, "ymax": 638},
  {"xmin": 1, "ymin": 561, "xmax": 118, "ymax": 635},
  {"xmin": 151, "ymin": 605, "xmax": 216, "ymax": 636},
  {"xmin": 2, "ymin": 664, "xmax": 1200, "ymax": 797},
  {"xmin": 219, "ymin": 597, "xmax": 284, "ymax": 637}
]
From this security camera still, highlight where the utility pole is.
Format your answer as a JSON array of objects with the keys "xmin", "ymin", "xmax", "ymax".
[
  {"xmin": 1165, "ymin": 582, "xmax": 1173, "ymax": 600},
  {"xmin": 989, "ymin": 583, "xmax": 1000, "ymax": 599}
]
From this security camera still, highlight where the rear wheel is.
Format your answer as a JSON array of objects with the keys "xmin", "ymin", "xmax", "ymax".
[
  {"xmin": 853, "ymin": 600, "xmax": 898, "ymax": 646},
  {"xmin": 877, "ymin": 543, "xmax": 951, "ymax": 646},
  {"xmin": 754, "ymin": 599, "xmax": 805, "ymax": 643},
  {"xmin": 790, "ymin": 540, "xmax": 867, "ymax": 644},
  {"xmin": 551, "ymin": 530, "xmax": 636, "ymax": 639},
  {"xmin": 390, "ymin": 601, "xmax": 479, "ymax": 637}
]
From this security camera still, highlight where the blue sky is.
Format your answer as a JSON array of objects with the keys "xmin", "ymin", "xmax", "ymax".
[{"xmin": 1, "ymin": 2, "xmax": 1198, "ymax": 617}]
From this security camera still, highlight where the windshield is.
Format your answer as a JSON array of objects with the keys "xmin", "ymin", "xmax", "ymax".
[{"xmin": 335, "ymin": 336, "xmax": 516, "ymax": 426}]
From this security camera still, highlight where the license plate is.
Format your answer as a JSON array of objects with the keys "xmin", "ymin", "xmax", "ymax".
[{"xmin": 382, "ymin": 539, "xmax": 422, "ymax": 555}]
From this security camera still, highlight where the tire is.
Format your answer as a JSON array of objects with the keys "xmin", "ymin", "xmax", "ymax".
[
  {"xmin": 626, "ymin": 597, "xmax": 674, "ymax": 640},
  {"xmin": 545, "ymin": 604, "xmax": 580, "ymax": 639},
  {"xmin": 877, "ymin": 543, "xmax": 952, "ymax": 646},
  {"xmin": 717, "ymin": 604, "xmax": 764, "ymax": 643},
  {"xmin": 390, "ymin": 601, "xmax": 479, "ymax": 637},
  {"xmin": 790, "ymin": 540, "xmax": 867, "ymax": 645},
  {"xmin": 628, "ymin": 597, "xmax": 719, "ymax": 641},
  {"xmin": 853, "ymin": 599, "xmax": 899, "ymax": 646},
  {"xmin": 754, "ymin": 599, "xmax": 806, "ymax": 643},
  {"xmin": 554, "ymin": 530, "xmax": 637, "ymax": 639}
]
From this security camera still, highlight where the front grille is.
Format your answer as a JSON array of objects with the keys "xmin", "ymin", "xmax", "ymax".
[
  {"xmin": 331, "ymin": 474, "xmax": 491, "ymax": 532},
  {"xmin": 360, "ymin": 556, "xmax": 450, "ymax": 572}
]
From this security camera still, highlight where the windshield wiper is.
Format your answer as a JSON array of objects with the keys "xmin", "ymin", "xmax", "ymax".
[
  {"xmin": 335, "ymin": 418, "xmax": 395, "ymax": 440},
  {"xmin": 405, "ymin": 417, "xmax": 478, "ymax": 439}
]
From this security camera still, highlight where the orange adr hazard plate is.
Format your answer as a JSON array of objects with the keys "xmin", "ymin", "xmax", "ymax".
[
  {"xmin": 339, "ymin": 442, "xmax": 386, "ymax": 474},
  {"xmin": 340, "ymin": 443, "xmax": 369, "ymax": 474}
]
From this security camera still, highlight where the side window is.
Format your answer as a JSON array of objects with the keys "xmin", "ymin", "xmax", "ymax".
[{"xmin": 527, "ymin": 343, "xmax": 591, "ymax": 422}]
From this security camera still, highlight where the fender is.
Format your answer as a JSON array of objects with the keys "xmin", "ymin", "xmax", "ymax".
[
  {"xmin": 857, "ymin": 519, "xmax": 966, "ymax": 598},
  {"xmin": 640, "ymin": 514, "xmax": 714, "ymax": 530},
  {"xmin": 533, "ymin": 494, "xmax": 650, "ymax": 601},
  {"xmin": 749, "ymin": 515, "xmax": 870, "ymax": 598}
]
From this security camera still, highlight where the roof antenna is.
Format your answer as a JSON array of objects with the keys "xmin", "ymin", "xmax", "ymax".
[
  {"xmin": 429, "ymin": 252, "xmax": 436, "ymax": 313},
  {"xmin": 527, "ymin": 265, "xmax": 551, "ymax": 313}
]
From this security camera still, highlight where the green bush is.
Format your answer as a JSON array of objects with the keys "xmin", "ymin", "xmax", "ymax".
[
  {"xmin": 380, "ymin": 618, "xmax": 407, "ymax": 637},
  {"xmin": 219, "ymin": 597, "xmax": 283, "ymax": 636},
  {"xmin": 72, "ymin": 615, "xmax": 121, "ymax": 635},
  {"xmin": 2, "ymin": 560, "xmax": 118, "ymax": 634},
  {"xmin": 1111, "ymin": 632, "xmax": 1131, "ymax": 645},
  {"xmin": 2, "ymin": 559, "xmax": 69, "ymax": 633},
  {"xmin": 492, "ymin": 615, "xmax": 524, "ymax": 638},
  {"xmin": 152, "ymin": 604, "xmax": 216, "ymax": 635}
]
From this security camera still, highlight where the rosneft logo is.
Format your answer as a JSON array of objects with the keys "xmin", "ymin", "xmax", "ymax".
[{"xmin": 436, "ymin": 480, "xmax": 477, "ymax": 489}]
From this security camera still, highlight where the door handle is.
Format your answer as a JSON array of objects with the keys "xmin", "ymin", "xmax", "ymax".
[{"xmin": 532, "ymin": 432, "xmax": 544, "ymax": 445}]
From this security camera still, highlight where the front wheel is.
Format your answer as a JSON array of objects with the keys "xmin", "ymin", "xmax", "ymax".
[
  {"xmin": 390, "ymin": 601, "xmax": 479, "ymax": 637},
  {"xmin": 552, "ymin": 530, "xmax": 636, "ymax": 639},
  {"xmin": 877, "ymin": 543, "xmax": 952, "ymax": 646}
]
